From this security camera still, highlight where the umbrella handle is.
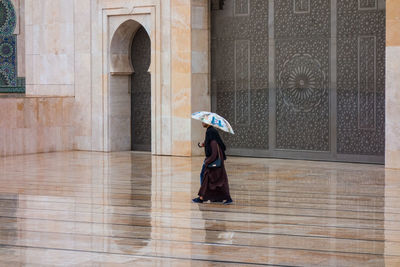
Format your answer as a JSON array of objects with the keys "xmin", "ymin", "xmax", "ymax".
[{"xmin": 197, "ymin": 142, "xmax": 204, "ymax": 148}]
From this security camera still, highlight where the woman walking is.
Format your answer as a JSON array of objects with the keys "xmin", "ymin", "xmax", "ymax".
[{"xmin": 192, "ymin": 123, "xmax": 233, "ymax": 205}]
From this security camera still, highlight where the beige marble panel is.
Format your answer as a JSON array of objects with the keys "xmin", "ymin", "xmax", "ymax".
[
  {"xmin": 25, "ymin": 25, "xmax": 33, "ymax": 55},
  {"xmin": 38, "ymin": 0, "xmax": 74, "ymax": 25},
  {"xmin": 25, "ymin": 0, "xmax": 33, "ymax": 25},
  {"xmin": 89, "ymin": 1, "xmax": 107, "ymax": 151},
  {"xmin": 386, "ymin": 1, "xmax": 400, "ymax": 169},
  {"xmin": 171, "ymin": 1, "xmax": 192, "ymax": 156},
  {"xmin": 25, "ymin": 54, "xmax": 33, "ymax": 86},
  {"xmin": 38, "ymin": 54, "xmax": 75, "ymax": 86},
  {"xmin": 32, "ymin": 55, "xmax": 40, "ymax": 84},
  {"xmin": 31, "ymin": 25, "xmax": 40, "ymax": 54},
  {"xmin": 16, "ymin": 0, "xmax": 25, "ymax": 77},
  {"xmin": 0, "ymin": 99, "xmax": 17, "ymax": 128},
  {"xmin": 24, "ymin": 0, "xmax": 75, "ymax": 97},
  {"xmin": 0, "ymin": 97, "xmax": 74, "ymax": 157},
  {"xmin": 109, "ymin": 76, "xmax": 131, "ymax": 151},
  {"xmin": 73, "ymin": 0, "xmax": 92, "ymax": 151},
  {"xmin": 385, "ymin": 47, "xmax": 400, "ymax": 169},
  {"xmin": 73, "ymin": 52, "xmax": 92, "ymax": 145},
  {"xmin": 192, "ymin": 28, "xmax": 209, "ymax": 52},
  {"xmin": 192, "ymin": 5, "xmax": 207, "ymax": 29},
  {"xmin": 75, "ymin": 54, "xmax": 91, "ymax": 87},
  {"xmin": 191, "ymin": 0, "xmax": 210, "ymax": 156},
  {"xmin": 160, "ymin": 1, "xmax": 172, "ymax": 155},
  {"xmin": 31, "ymin": 0, "xmax": 42, "ymax": 26},
  {"xmin": 31, "ymin": 85, "xmax": 74, "ymax": 96},
  {"xmin": 387, "ymin": 0, "xmax": 400, "ymax": 47},
  {"xmin": 39, "ymin": 23, "xmax": 74, "ymax": 55},
  {"xmin": 191, "ymin": 51, "xmax": 208, "ymax": 74},
  {"xmin": 74, "ymin": 0, "xmax": 91, "ymax": 53},
  {"xmin": 73, "ymin": 100, "xmax": 91, "ymax": 137}
]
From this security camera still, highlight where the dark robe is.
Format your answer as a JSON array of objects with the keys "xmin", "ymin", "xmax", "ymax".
[
  {"xmin": 204, "ymin": 126, "xmax": 226, "ymax": 160},
  {"xmin": 198, "ymin": 139, "xmax": 231, "ymax": 202}
]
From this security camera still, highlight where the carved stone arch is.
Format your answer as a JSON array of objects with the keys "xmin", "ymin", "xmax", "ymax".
[{"xmin": 110, "ymin": 19, "xmax": 144, "ymax": 75}]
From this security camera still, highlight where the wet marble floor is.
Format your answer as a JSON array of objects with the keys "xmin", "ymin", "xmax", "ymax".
[{"xmin": 0, "ymin": 151, "xmax": 399, "ymax": 266}]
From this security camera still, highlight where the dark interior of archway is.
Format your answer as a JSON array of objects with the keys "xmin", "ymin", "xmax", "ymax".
[{"xmin": 131, "ymin": 26, "xmax": 151, "ymax": 151}]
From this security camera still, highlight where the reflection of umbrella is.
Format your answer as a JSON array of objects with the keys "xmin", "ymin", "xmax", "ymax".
[{"xmin": 191, "ymin": 111, "xmax": 235, "ymax": 134}]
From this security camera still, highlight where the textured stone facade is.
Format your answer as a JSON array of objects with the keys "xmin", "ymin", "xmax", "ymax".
[
  {"xmin": 1, "ymin": 0, "xmax": 209, "ymax": 157},
  {"xmin": 0, "ymin": 0, "xmax": 398, "ymax": 169}
]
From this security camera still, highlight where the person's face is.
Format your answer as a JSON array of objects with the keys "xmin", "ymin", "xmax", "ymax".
[{"xmin": 202, "ymin": 122, "xmax": 208, "ymax": 128}]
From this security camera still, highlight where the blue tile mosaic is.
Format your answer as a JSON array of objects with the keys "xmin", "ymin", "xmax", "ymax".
[{"xmin": 0, "ymin": 0, "xmax": 25, "ymax": 93}]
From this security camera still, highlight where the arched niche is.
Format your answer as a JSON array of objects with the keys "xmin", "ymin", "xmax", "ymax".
[
  {"xmin": 110, "ymin": 19, "xmax": 146, "ymax": 75},
  {"xmin": 108, "ymin": 18, "xmax": 152, "ymax": 152}
]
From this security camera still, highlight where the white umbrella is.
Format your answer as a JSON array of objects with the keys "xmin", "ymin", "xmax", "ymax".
[{"xmin": 191, "ymin": 111, "xmax": 234, "ymax": 134}]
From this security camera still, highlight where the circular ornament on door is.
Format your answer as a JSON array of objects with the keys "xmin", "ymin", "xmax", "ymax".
[{"xmin": 278, "ymin": 54, "xmax": 327, "ymax": 112}]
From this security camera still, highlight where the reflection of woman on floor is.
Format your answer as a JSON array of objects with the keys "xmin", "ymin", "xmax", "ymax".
[{"xmin": 193, "ymin": 123, "xmax": 233, "ymax": 205}]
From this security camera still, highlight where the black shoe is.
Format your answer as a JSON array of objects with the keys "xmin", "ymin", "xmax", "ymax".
[
  {"xmin": 192, "ymin": 197, "xmax": 203, "ymax": 203},
  {"xmin": 223, "ymin": 198, "xmax": 233, "ymax": 205}
]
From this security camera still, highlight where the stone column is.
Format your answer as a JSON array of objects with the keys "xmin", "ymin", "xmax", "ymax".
[
  {"xmin": 170, "ymin": 0, "xmax": 211, "ymax": 156},
  {"xmin": 191, "ymin": 0, "xmax": 211, "ymax": 156},
  {"xmin": 170, "ymin": 0, "xmax": 193, "ymax": 156},
  {"xmin": 386, "ymin": 0, "xmax": 400, "ymax": 169}
]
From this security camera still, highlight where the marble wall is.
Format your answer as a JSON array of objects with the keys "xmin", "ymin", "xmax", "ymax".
[
  {"xmin": 386, "ymin": 0, "xmax": 400, "ymax": 169},
  {"xmin": 0, "ymin": 96, "xmax": 74, "ymax": 156},
  {"xmin": 171, "ymin": 0, "xmax": 192, "ymax": 156},
  {"xmin": 191, "ymin": 0, "xmax": 210, "ymax": 156},
  {"xmin": 15, "ymin": 0, "xmax": 209, "ymax": 156},
  {"xmin": 0, "ymin": 0, "xmax": 75, "ymax": 157},
  {"xmin": 25, "ymin": 0, "xmax": 75, "ymax": 96},
  {"xmin": 88, "ymin": 0, "xmax": 207, "ymax": 156}
]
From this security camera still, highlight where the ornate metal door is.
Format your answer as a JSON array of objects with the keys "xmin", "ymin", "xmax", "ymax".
[
  {"xmin": 211, "ymin": 0, "xmax": 385, "ymax": 163},
  {"xmin": 131, "ymin": 26, "xmax": 151, "ymax": 151}
]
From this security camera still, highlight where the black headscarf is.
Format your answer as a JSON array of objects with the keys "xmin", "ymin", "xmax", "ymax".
[{"xmin": 204, "ymin": 126, "xmax": 227, "ymax": 160}]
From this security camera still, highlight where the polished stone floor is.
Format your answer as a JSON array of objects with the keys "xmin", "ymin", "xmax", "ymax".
[{"xmin": 0, "ymin": 151, "xmax": 399, "ymax": 266}]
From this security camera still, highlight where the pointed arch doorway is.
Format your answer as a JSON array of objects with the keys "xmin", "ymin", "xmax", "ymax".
[{"xmin": 131, "ymin": 26, "xmax": 151, "ymax": 151}]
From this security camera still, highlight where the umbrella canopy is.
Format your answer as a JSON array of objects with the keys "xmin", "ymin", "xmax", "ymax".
[{"xmin": 191, "ymin": 111, "xmax": 235, "ymax": 134}]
